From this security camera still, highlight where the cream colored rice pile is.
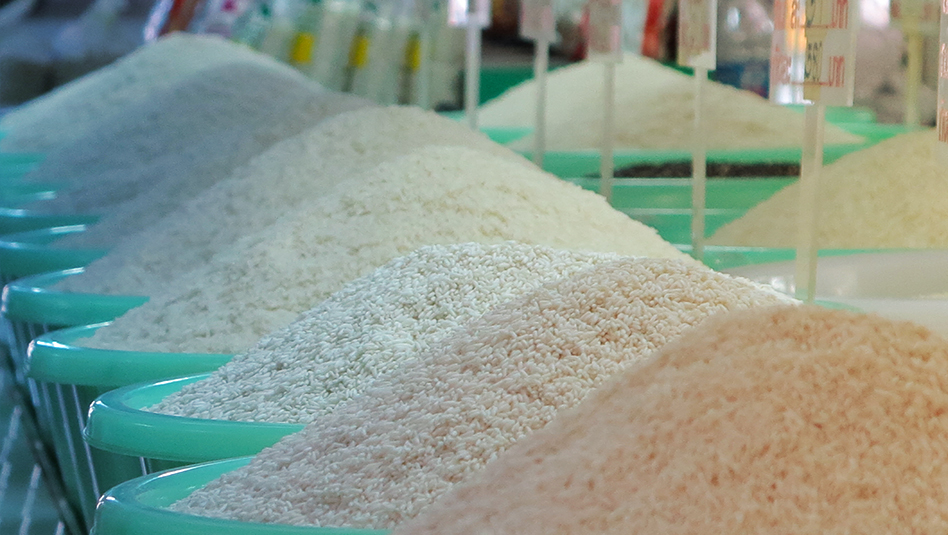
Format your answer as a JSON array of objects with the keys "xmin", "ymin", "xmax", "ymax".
[
  {"xmin": 57, "ymin": 106, "xmax": 527, "ymax": 295},
  {"xmin": 19, "ymin": 63, "xmax": 367, "ymax": 243},
  {"xmin": 0, "ymin": 34, "xmax": 288, "ymax": 152},
  {"xmin": 394, "ymin": 305, "xmax": 948, "ymax": 534},
  {"xmin": 479, "ymin": 54, "xmax": 862, "ymax": 151},
  {"xmin": 172, "ymin": 258, "xmax": 792, "ymax": 528},
  {"xmin": 80, "ymin": 146, "xmax": 689, "ymax": 354},
  {"xmin": 150, "ymin": 242, "xmax": 626, "ymax": 424},
  {"xmin": 710, "ymin": 129, "xmax": 948, "ymax": 248}
]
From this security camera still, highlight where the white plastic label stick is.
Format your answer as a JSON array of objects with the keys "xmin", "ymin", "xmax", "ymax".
[
  {"xmin": 449, "ymin": 0, "xmax": 491, "ymax": 130},
  {"xmin": 795, "ymin": 104, "xmax": 825, "ymax": 303},
  {"xmin": 521, "ymin": 0, "xmax": 555, "ymax": 168},
  {"xmin": 600, "ymin": 61, "xmax": 616, "ymax": 204},
  {"xmin": 587, "ymin": 0, "xmax": 622, "ymax": 201},
  {"xmin": 691, "ymin": 68, "xmax": 708, "ymax": 261},
  {"xmin": 936, "ymin": 0, "xmax": 948, "ymax": 163}
]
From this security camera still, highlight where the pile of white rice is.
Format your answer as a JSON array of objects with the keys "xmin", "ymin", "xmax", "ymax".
[
  {"xmin": 57, "ymin": 106, "xmax": 528, "ymax": 295},
  {"xmin": 172, "ymin": 257, "xmax": 792, "ymax": 528},
  {"xmin": 709, "ymin": 129, "xmax": 948, "ymax": 248},
  {"xmin": 80, "ymin": 145, "xmax": 689, "ymax": 355},
  {"xmin": 479, "ymin": 54, "xmax": 863, "ymax": 151},
  {"xmin": 149, "ymin": 242, "xmax": 625, "ymax": 424},
  {"xmin": 19, "ymin": 62, "xmax": 367, "ymax": 244},
  {"xmin": 0, "ymin": 34, "xmax": 288, "ymax": 152},
  {"xmin": 394, "ymin": 305, "xmax": 948, "ymax": 534}
]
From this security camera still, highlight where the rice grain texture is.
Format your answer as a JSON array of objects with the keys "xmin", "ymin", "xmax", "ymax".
[
  {"xmin": 479, "ymin": 54, "xmax": 863, "ymax": 151},
  {"xmin": 81, "ymin": 146, "xmax": 691, "ymax": 354},
  {"xmin": 710, "ymin": 129, "xmax": 948, "ymax": 248},
  {"xmin": 57, "ymin": 106, "xmax": 528, "ymax": 295},
  {"xmin": 150, "ymin": 242, "xmax": 625, "ymax": 424},
  {"xmin": 172, "ymin": 258, "xmax": 792, "ymax": 529},
  {"xmin": 394, "ymin": 305, "xmax": 948, "ymax": 535},
  {"xmin": 0, "ymin": 34, "xmax": 288, "ymax": 152},
  {"xmin": 20, "ymin": 63, "xmax": 367, "ymax": 245}
]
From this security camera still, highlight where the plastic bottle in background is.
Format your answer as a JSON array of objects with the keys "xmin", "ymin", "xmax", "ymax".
[
  {"xmin": 714, "ymin": 0, "xmax": 773, "ymax": 97},
  {"xmin": 427, "ymin": 2, "xmax": 465, "ymax": 110},
  {"xmin": 350, "ymin": 0, "xmax": 415, "ymax": 103},
  {"xmin": 230, "ymin": 1, "xmax": 274, "ymax": 49},
  {"xmin": 288, "ymin": 0, "xmax": 323, "ymax": 74},
  {"xmin": 190, "ymin": 0, "xmax": 256, "ymax": 38},
  {"xmin": 258, "ymin": 0, "xmax": 304, "ymax": 62},
  {"xmin": 312, "ymin": 0, "xmax": 364, "ymax": 90}
]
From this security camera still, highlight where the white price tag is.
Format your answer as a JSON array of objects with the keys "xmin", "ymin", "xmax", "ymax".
[
  {"xmin": 770, "ymin": 0, "xmax": 857, "ymax": 105},
  {"xmin": 678, "ymin": 0, "xmax": 717, "ymax": 69},
  {"xmin": 587, "ymin": 0, "xmax": 623, "ymax": 61},
  {"xmin": 892, "ymin": 0, "xmax": 941, "ymax": 34},
  {"xmin": 936, "ymin": 0, "xmax": 948, "ymax": 159},
  {"xmin": 448, "ymin": 0, "xmax": 492, "ymax": 28},
  {"xmin": 520, "ymin": 0, "xmax": 556, "ymax": 42}
]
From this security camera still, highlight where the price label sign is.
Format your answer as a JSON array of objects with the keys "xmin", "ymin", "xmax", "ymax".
[
  {"xmin": 587, "ymin": 0, "xmax": 623, "ymax": 61},
  {"xmin": 521, "ymin": 0, "xmax": 556, "ymax": 42},
  {"xmin": 678, "ymin": 0, "xmax": 717, "ymax": 69},
  {"xmin": 892, "ymin": 0, "xmax": 940, "ymax": 34},
  {"xmin": 770, "ymin": 0, "xmax": 857, "ymax": 104},
  {"xmin": 936, "ymin": 0, "xmax": 948, "ymax": 160},
  {"xmin": 448, "ymin": 0, "xmax": 492, "ymax": 28}
]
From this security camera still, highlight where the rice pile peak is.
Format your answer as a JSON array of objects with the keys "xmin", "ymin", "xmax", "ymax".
[
  {"xmin": 172, "ymin": 257, "xmax": 792, "ymax": 529},
  {"xmin": 80, "ymin": 145, "xmax": 690, "ymax": 355},
  {"xmin": 57, "ymin": 106, "xmax": 527, "ymax": 296},
  {"xmin": 0, "ymin": 34, "xmax": 284, "ymax": 152},
  {"xmin": 394, "ymin": 305, "xmax": 948, "ymax": 535},
  {"xmin": 710, "ymin": 129, "xmax": 948, "ymax": 248},
  {"xmin": 20, "ymin": 62, "xmax": 367, "ymax": 244},
  {"xmin": 479, "ymin": 54, "xmax": 863, "ymax": 151},
  {"xmin": 149, "ymin": 242, "xmax": 625, "ymax": 424}
]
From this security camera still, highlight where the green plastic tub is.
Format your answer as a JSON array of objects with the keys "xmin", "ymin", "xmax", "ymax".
[
  {"xmin": 0, "ymin": 180, "xmax": 62, "ymax": 206},
  {"xmin": 93, "ymin": 457, "xmax": 389, "ymax": 535},
  {"xmin": 0, "ymin": 162, "xmax": 37, "ymax": 180},
  {"xmin": 29, "ymin": 325, "xmax": 232, "ymax": 391},
  {"xmin": 0, "ymin": 206, "xmax": 99, "ymax": 235},
  {"xmin": 0, "ymin": 226, "xmax": 106, "ymax": 283},
  {"xmin": 85, "ymin": 374, "xmax": 299, "ymax": 464},
  {"xmin": 0, "ymin": 151, "xmax": 44, "ymax": 166},
  {"xmin": 2, "ymin": 268, "xmax": 145, "ymax": 327},
  {"xmin": 563, "ymin": 177, "xmax": 792, "ymax": 209},
  {"xmin": 528, "ymin": 144, "xmax": 868, "ymax": 178}
]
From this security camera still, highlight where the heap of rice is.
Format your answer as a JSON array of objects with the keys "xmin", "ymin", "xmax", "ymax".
[
  {"xmin": 19, "ymin": 63, "xmax": 367, "ymax": 244},
  {"xmin": 172, "ymin": 258, "xmax": 792, "ymax": 528},
  {"xmin": 479, "ymin": 54, "xmax": 863, "ymax": 151},
  {"xmin": 0, "ymin": 34, "xmax": 288, "ymax": 152},
  {"xmin": 149, "ymin": 242, "xmax": 626, "ymax": 424},
  {"xmin": 57, "ymin": 106, "xmax": 528, "ymax": 295},
  {"xmin": 710, "ymin": 129, "xmax": 948, "ymax": 248},
  {"xmin": 80, "ymin": 145, "xmax": 689, "ymax": 354},
  {"xmin": 394, "ymin": 305, "xmax": 948, "ymax": 534}
]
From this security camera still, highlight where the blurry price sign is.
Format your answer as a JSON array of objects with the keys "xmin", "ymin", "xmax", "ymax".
[
  {"xmin": 587, "ymin": 0, "xmax": 623, "ymax": 61},
  {"xmin": 936, "ymin": 0, "xmax": 948, "ymax": 160},
  {"xmin": 678, "ymin": 0, "xmax": 717, "ymax": 69},
  {"xmin": 521, "ymin": 0, "xmax": 556, "ymax": 42},
  {"xmin": 770, "ymin": 0, "xmax": 857, "ymax": 104},
  {"xmin": 448, "ymin": 0, "xmax": 491, "ymax": 28},
  {"xmin": 892, "ymin": 0, "xmax": 940, "ymax": 34}
]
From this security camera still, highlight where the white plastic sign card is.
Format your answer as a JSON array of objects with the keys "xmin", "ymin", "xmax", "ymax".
[
  {"xmin": 521, "ymin": 0, "xmax": 556, "ymax": 42},
  {"xmin": 448, "ymin": 0, "xmax": 491, "ymax": 28},
  {"xmin": 770, "ymin": 0, "xmax": 858, "ymax": 105},
  {"xmin": 892, "ymin": 0, "xmax": 940, "ymax": 34},
  {"xmin": 678, "ymin": 0, "xmax": 717, "ymax": 69},
  {"xmin": 587, "ymin": 0, "xmax": 623, "ymax": 62},
  {"xmin": 936, "ymin": 0, "xmax": 948, "ymax": 161}
]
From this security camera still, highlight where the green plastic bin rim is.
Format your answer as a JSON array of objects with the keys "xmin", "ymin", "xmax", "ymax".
[
  {"xmin": 28, "ymin": 323, "xmax": 232, "ymax": 389},
  {"xmin": 521, "ymin": 142, "xmax": 870, "ymax": 178},
  {"xmin": 85, "ymin": 373, "xmax": 302, "ymax": 463},
  {"xmin": 0, "ymin": 151, "xmax": 44, "ymax": 166},
  {"xmin": 2, "ymin": 268, "xmax": 146, "ymax": 326},
  {"xmin": 0, "ymin": 226, "xmax": 107, "ymax": 279},
  {"xmin": 0, "ymin": 206, "xmax": 100, "ymax": 235},
  {"xmin": 94, "ymin": 457, "xmax": 388, "ymax": 535}
]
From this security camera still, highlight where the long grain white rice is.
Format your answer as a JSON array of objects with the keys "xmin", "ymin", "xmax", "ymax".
[{"xmin": 172, "ymin": 257, "xmax": 792, "ymax": 529}]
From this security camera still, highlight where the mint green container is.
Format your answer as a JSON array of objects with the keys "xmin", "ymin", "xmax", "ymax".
[
  {"xmin": 0, "ymin": 180, "xmax": 62, "ymax": 206},
  {"xmin": 85, "ymin": 374, "xmax": 298, "ymax": 465},
  {"xmin": 93, "ymin": 457, "xmax": 389, "ymax": 535},
  {"xmin": 0, "ymin": 227, "xmax": 106, "ymax": 283},
  {"xmin": 0, "ymin": 206, "xmax": 98, "ymax": 235},
  {"xmin": 0, "ymin": 151, "xmax": 44, "ymax": 166}
]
